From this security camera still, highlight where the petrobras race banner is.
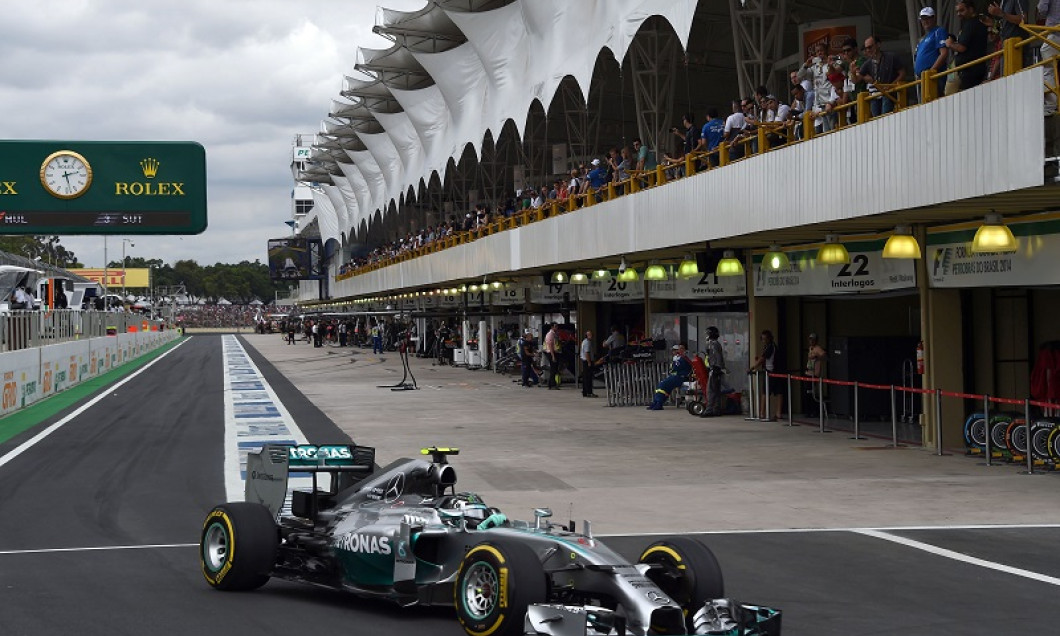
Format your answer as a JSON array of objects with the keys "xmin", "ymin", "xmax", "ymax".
[
  {"xmin": 649, "ymin": 272, "xmax": 746, "ymax": 299},
  {"xmin": 927, "ymin": 217, "xmax": 1060, "ymax": 288},
  {"xmin": 752, "ymin": 249, "xmax": 917, "ymax": 297}
]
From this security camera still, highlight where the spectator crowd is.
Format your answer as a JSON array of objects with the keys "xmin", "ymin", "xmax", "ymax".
[{"xmin": 338, "ymin": 1, "xmax": 1036, "ymax": 277}]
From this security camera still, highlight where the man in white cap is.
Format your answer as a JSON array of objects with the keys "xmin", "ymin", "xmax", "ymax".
[{"xmin": 914, "ymin": 6, "xmax": 949, "ymax": 101}]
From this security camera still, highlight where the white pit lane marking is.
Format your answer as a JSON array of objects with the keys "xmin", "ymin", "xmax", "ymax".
[
  {"xmin": 222, "ymin": 336, "xmax": 315, "ymax": 506},
  {"xmin": 0, "ymin": 543, "xmax": 197, "ymax": 556},
  {"xmin": 854, "ymin": 529, "xmax": 1060, "ymax": 587}
]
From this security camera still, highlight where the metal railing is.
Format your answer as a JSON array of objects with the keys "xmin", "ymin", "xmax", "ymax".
[
  {"xmin": 0, "ymin": 310, "xmax": 165, "ymax": 353},
  {"xmin": 335, "ymin": 32, "xmax": 1058, "ymax": 285},
  {"xmin": 603, "ymin": 360, "xmax": 671, "ymax": 407}
]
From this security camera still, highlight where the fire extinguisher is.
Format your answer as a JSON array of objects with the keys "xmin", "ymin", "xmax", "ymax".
[{"xmin": 916, "ymin": 341, "xmax": 925, "ymax": 375}]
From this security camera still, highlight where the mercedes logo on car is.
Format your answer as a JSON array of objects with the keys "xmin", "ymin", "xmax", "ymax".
[
  {"xmin": 384, "ymin": 473, "xmax": 405, "ymax": 503},
  {"xmin": 645, "ymin": 590, "xmax": 670, "ymax": 604}
]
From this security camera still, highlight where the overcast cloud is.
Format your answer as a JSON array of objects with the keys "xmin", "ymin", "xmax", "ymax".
[{"xmin": 0, "ymin": 0, "xmax": 424, "ymax": 267}]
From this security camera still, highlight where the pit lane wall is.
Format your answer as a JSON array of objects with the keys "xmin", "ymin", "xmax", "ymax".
[{"xmin": 0, "ymin": 329, "xmax": 179, "ymax": 417}]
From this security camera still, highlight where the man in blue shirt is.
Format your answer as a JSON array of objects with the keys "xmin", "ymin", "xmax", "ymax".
[
  {"xmin": 699, "ymin": 108, "xmax": 725, "ymax": 167},
  {"xmin": 582, "ymin": 158, "xmax": 608, "ymax": 199},
  {"xmin": 914, "ymin": 7, "xmax": 949, "ymax": 101}
]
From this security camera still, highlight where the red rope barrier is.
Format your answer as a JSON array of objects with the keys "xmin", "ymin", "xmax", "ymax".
[{"xmin": 764, "ymin": 372, "xmax": 1060, "ymax": 409}]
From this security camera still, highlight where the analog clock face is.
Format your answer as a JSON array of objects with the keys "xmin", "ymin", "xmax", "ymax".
[{"xmin": 40, "ymin": 151, "xmax": 93, "ymax": 199}]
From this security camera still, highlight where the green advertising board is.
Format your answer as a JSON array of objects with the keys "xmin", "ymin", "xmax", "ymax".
[{"xmin": 0, "ymin": 140, "xmax": 207, "ymax": 234}]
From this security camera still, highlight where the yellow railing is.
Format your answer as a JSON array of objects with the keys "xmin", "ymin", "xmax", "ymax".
[{"xmin": 336, "ymin": 31, "xmax": 1059, "ymax": 285}]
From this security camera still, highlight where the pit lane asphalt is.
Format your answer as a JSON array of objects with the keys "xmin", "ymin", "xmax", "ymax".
[{"xmin": 0, "ymin": 333, "xmax": 1058, "ymax": 635}]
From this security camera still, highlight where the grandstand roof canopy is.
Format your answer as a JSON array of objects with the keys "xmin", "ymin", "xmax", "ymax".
[{"xmin": 299, "ymin": 0, "xmax": 921, "ymax": 249}]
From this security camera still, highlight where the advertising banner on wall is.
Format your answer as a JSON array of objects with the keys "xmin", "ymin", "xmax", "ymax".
[
  {"xmin": 753, "ymin": 247, "xmax": 917, "ymax": 297},
  {"xmin": 71, "ymin": 268, "xmax": 150, "ymax": 288},
  {"xmin": 927, "ymin": 217, "xmax": 1060, "ymax": 288},
  {"xmin": 798, "ymin": 16, "xmax": 872, "ymax": 60}
]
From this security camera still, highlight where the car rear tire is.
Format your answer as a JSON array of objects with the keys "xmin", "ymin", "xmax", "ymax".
[
  {"xmin": 455, "ymin": 541, "xmax": 545, "ymax": 636},
  {"xmin": 200, "ymin": 502, "xmax": 277, "ymax": 591},
  {"xmin": 639, "ymin": 536, "xmax": 725, "ymax": 631}
]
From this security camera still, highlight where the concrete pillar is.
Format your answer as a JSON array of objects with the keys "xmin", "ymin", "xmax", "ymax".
[{"xmin": 923, "ymin": 287, "xmax": 964, "ymax": 449}]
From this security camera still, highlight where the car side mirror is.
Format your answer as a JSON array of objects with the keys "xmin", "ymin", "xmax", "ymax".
[{"xmin": 533, "ymin": 507, "xmax": 552, "ymax": 530}]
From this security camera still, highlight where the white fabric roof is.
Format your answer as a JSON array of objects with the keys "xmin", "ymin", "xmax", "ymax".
[{"xmin": 307, "ymin": 0, "xmax": 698, "ymax": 239}]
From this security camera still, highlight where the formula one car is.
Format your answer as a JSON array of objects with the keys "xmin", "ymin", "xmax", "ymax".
[{"xmin": 200, "ymin": 444, "xmax": 781, "ymax": 635}]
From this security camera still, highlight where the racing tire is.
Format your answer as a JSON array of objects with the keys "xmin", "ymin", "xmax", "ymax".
[
  {"xmin": 989, "ymin": 417, "xmax": 1012, "ymax": 454},
  {"xmin": 200, "ymin": 502, "xmax": 277, "ymax": 591},
  {"xmin": 639, "ymin": 536, "xmax": 725, "ymax": 631},
  {"xmin": 1005, "ymin": 420, "xmax": 1029, "ymax": 456},
  {"xmin": 687, "ymin": 400, "xmax": 706, "ymax": 417},
  {"xmin": 1031, "ymin": 422, "xmax": 1058, "ymax": 461},
  {"xmin": 963, "ymin": 413, "xmax": 987, "ymax": 449},
  {"xmin": 455, "ymin": 541, "xmax": 546, "ymax": 636},
  {"xmin": 1049, "ymin": 425, "xmax": 1060, "ymax": 465}
]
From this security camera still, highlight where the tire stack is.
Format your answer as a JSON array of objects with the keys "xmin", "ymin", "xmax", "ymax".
[{"xmin": 963, "ymin": 413, "xmax": 1060, "ymax": 467}]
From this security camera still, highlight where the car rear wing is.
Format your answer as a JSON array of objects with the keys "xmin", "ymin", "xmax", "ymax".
[{"xmin": 245, "ymin": 444, "xmax": 375, "ymax": 517}]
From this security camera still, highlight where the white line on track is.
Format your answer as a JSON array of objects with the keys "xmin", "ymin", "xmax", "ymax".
[
  {"xmin": 0, "ymin": 338, "xmax": 189, "ymax": 472},
  {"xmin": 0, "ymin": 543, "xmax": 197, "ymax": 556},
  {"xmin": 597, "ymin": 522, "xmax": 1060, "ymax": 537},
  {"xmin": 854, "ymin": 528, "xmax": 1060, "ymax": 586}
]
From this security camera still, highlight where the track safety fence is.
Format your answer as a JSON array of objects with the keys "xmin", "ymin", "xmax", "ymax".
[
  {"xmin": 761, "ymin": 371, "xmax": 1060, "ymax": 475},
  {"xmin": 603, "ymin": 360, "xmax": 671, "ymax": 407},
  {"xmin": 1, "ymin": 310, "xmax": 166, "ymax": 353}
]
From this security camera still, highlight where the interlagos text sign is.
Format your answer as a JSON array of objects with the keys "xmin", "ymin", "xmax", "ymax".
[{"xmin": 0, "ymin": 140, "xmax": 207, "ymax": 235}]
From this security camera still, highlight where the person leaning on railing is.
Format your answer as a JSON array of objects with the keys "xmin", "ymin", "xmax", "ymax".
[
  {"xmin": 858, "ymin": 34, "xmax": 907, "ymax": 117},
  {"xmin": 915, "ymin": 8, "xmax": 951, "ymax": 101},
  {"xmin": 948, "ymin": 1, "xmax": 990, "ymax": 92}
]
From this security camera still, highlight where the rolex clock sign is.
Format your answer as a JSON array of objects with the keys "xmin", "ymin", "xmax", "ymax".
[{"xmin": 0, "ymin": 140, "xmax": 206, "ymax": 235}]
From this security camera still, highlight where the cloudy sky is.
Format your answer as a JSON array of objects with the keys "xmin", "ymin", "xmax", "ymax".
[{"xmin": 0, "ymin": 0, "xmax": 424, "ymax": 268}]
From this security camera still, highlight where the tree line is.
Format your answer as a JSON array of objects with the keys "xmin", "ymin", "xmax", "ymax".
[{"xmin": 0, "ymin": 236, "xmax": 290, "ymax": 305}]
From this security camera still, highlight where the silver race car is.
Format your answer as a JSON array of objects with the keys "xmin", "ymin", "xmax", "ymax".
[{"xmin": 200, "ymin": 444, "xmax": 781, "ymax": 636}]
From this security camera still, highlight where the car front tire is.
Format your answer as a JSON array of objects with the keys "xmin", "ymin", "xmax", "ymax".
[
  {"xmin": 455, "ymin": 541, "xmax": 545, "ymax": 636},
  {"xmin": 639, "ymin": 536, "xmax": 724, "ymax": 631}
]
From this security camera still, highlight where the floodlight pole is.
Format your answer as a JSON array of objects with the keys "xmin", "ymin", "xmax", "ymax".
[
  {"xmin": 121, "ymin": 239, "xmax": 134, "ymax": 303},
  {"xmin": 102, "ymin": 236, "xmax": 108, "ymax": 306}
]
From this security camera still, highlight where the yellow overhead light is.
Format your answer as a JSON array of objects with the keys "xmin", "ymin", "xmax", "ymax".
[
  {"xmin": 677, "ymin": 255, "xmax": 699, "ymax": 279},
  {"xmin": 491, "ymin": 281, "xmax": 503, "ymax": 290},
  {"xmin": 715, "ymin": 250, "xmax": 744, "ymax": 277},
  {"xmin": 550, "ymin": 271, "xmax": 568, "ymax": 284},
  {"xmin": 644, "ymin": 264, "xmax": 668, "ymax": 281},
  {"xmin": 816, "ymin": 234, "xmax": 850, "ymax": 265},
  {"xmin": 971, "ymin": 213, "xmax": 1018, "ymax": 254},
  {"xmin": 882, "ymin": 226, "xmax": 921, "ymax": 259},
  {"xmin": 569, "ymin": 272, "xmax": 589, "ymax": 285},
  {"xmin": 592, "ymin": 268, "xmax": 610, "ymax": 280},
  {"xmin": 469, "ymin": 284, "xmax": 480, "ymax": 292},
  {"xmin": 459, "ymin": 284, "xmax": 468, "ymax": 293},
  {"xmin": 763, "ymin": 245, "xmax": 790, "ymax": 271}
]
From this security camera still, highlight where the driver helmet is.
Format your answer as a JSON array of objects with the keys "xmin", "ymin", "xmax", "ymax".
[
  {"xmin": 706, "ymin": 326, "xmax": 720, "ymax": 339},
  {"xmin": 438, "ymin": 492, "xmax": 491, "ymax": 525}
]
